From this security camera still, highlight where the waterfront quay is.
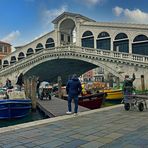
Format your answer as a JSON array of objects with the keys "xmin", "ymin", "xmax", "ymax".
[{"xmin": 0, "ymin": 104, "xmax": 148, "ymax": 148}]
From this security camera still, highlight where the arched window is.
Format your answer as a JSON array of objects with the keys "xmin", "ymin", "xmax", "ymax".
[
  {"xmin": 45, "ymin": 38, "xmax": 55, "ymax": 48},
  {"xmin": 18, "ymin": 52, "xmax": 25, "ymax": 61},
  {"xmin": 35, "ymin": 43, "xmax": 44, "ymax": 52},
  {"xmin": 113, "ymin": 33, "xmax": 129, "ymax": 53},
  {"xmin": 132, "ymin": 35, "xmax": 148, "ymax": 55},
  {"xmin": 26, "ymin": 48, "xmax": 34, "ymax": 56},
  {"xmin": 3, "ymin": 60, "xmax": 9, "ymax": 67},
  {"xmin": 81, "ymin": 31, "xmax": 94, "ymax": 48},
  {"xmin": 10, "ymin": 56, "xmax": 16, "ymax": 64},
  {"xmin": 96, "ymin": 32, "xmax": 110, "ymax": 50}
]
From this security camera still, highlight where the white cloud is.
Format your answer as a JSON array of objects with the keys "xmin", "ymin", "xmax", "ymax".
[
  {"xmin": 1, "ymin": 30, "xmax": 20, "ymax": 44},
  {"xmin": 124, "ymin": 9, "xmax": 148, "ymax": 23},
  {"xmin": 113, "ymin": 6, "xmax": 123, "ymax": 16},
  {"xmin": 42, "ymin": 5, "xmax": 68, "ymax": 28},
  {"xmin": 113, "ymin": 6, "xmax": 148, "ymax": 24}
]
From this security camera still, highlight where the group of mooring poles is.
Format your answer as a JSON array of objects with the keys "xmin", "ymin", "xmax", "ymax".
[{"xmin": 24, "ymin": 76, "xmax": 63, "ymax": 112}]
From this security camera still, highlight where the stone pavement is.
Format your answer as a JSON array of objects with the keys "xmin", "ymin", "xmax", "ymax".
[{"xmin": 0, "ymin": 104, "xmax": 148, "ymax": 148}]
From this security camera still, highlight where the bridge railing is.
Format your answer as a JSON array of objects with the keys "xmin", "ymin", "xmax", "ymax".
[
  {"xmin": 76, "ymin": 46, "xmax": 148, "ymax": 63},
  {"xmin": 1, "ymin": 45, "xmax": 148, "ymax": 73}
]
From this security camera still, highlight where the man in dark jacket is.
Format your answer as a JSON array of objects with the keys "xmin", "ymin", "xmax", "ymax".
[{"xmin": 66, "ymin": 74, "xmax": 82, "ymax": 115}]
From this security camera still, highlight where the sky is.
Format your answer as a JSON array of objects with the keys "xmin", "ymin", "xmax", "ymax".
[{"xmin": 0, "ymin": 0, "xmax": 148, "ymax": 47}]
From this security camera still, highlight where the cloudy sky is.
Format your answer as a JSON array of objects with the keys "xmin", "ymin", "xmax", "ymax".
[{"xmin": 0, "ymin": 0, "xmax": 148, "ymax": 47}]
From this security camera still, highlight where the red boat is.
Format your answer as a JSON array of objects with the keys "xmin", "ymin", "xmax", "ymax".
[
  {"xmin": 63, "ymin": 92, "xmax": 107, "ymax": 109},
  {"xmin": 78, "ymin": 92, "xmax": 107, "ymax": 109}
]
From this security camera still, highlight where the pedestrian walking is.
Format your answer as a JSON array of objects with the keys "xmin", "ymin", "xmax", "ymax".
[
  {"xmin": 16, "ymin": 73, "xmax": 24, "ymax": 91},
  {"xmin": 66, "ymin": 74, "xmax": 82, "ymax": 115}
]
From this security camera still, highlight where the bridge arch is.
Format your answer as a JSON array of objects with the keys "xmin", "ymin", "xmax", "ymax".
[
  {"xmin": 45, "ymin": 38, "xmax": 55, "ymax": 48},
  {"xmin": 132, "ymin": 34, "xmax": 148, "ymax": 55},
  {"xmin": 26, "ymin": 48, "xmax": 34, "ymax": 56},
  {"xmin": 96, "ymin": 31, "xmax": 110, "ymax": 50},
  {"xmin": 35, "ymin": 43, "xmax": 44, "ymax": 52},
  {"xmin": 18, "ymin": 52, "xmax": 25, "ymax": 61},
  {"xmin": 10, "ymin": 56, "xmax": 16, "ymax": 64},
  {"xmin": 59, "ymin": 18, "xmax": 76, "ymax": 45},
  {"xmin": 113, "ymin": 33, "xmax": 129, "ymax": 53},
  {"xmin": 22, "ymin": 53, "xmax": 124, "ymax": 83},
  {"xmin": 81, "ymin": 31, "xmax": 94, "ymax": 48},
  {"xmin": 3, "ymin": 60, "xmax": 9, "ymax": 67}
]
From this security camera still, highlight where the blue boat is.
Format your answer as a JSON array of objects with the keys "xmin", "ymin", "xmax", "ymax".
[{"xmin": 0, "ymin": 90, "xmax": 31, "ymax": 119}]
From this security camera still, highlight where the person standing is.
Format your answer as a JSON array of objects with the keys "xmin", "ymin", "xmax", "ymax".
[
  {"xmin": 66, "ymin": 74, "xmax": 82, "ymax": 115},
  {"xmin": 36, "ymin": 76, "xmax": 41, "ymax": 99},
  {"xmin": 5, "ymin": 78, "xmax": 13, "ymax": 89},
  {"xmin": 16, "ymin": 73, "xmax": 24, "ymax": 91},
  {"xmin": 123, "ymin": 73, "xmax": 135, "ymax": 103}
]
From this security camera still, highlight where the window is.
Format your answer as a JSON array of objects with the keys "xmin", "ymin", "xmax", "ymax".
[{"xmin": 4, "ymin": 46, "xmax": 7, "ymax": 53}]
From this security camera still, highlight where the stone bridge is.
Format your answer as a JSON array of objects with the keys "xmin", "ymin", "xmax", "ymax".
[{"xmin": 0, "ymin": 46, "xmax": 148, "ymax": 90}]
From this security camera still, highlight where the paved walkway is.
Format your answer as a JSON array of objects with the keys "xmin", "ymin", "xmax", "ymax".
[{"xmin": 0, "ymin": 104, "xmax": 148, "ymax": 148}]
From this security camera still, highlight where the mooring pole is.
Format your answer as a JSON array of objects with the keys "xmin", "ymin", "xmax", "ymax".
[
  {"xmin": 58, "ymin": 76, "xmax": 62, "ymax": 99},
  {"xmin": 31, "ymin": 76, "xmax": 37, "ymax": 111},
  {"xmin": 141, "ymin": 75, "xmax": 145, "ymax": 91}
]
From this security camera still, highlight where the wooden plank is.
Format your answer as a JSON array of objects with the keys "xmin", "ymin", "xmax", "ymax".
[{"xmin": 37, "ymin": 96, "xmax": 89, "ymax": 117}]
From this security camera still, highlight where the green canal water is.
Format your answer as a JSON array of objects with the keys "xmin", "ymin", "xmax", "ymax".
[{"xmin": 0, "ymin": 109, "xmax": 48, "ymax": 128}]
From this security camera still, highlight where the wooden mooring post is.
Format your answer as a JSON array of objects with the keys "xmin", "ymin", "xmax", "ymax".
[
  {"xmin": 24, "ymin": 76, "xmax": 37, "ymax": 111},
  {"xmin": 58, "ymin": 76, "xmax": 62, "ymax": 99},
  {"xmin": 141, "ymin": 75, "xmax": 145, "ymax": 91}
]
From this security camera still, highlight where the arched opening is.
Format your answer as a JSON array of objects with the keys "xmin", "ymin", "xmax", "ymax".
[
  {"xmin": 26, "ymin": 48, "xmax": 34, "ymax": 56},
  {"xmin": 18, "ymin": 52, "xmax": 25, "ymax": 61},
  {"xmin": 113, "ymin": 33, "xmax": 129, "ymax": 53},
  {"xmin": 132, "ymin": 34, "xmax": 148, "ymax": 55},
  {"xmin": 45, "ymin": 38, "xmax": 55, "ymax": 48},
  {"xmin": 96, "ymin": 32, "xmax": 110, "ymax": 50},
  {"xmin": 3, "ymin": 60, "xmax": 9, "ymax": 67},
  {"xmin": 10, "ymin": 56, "xmax": 16, "ymax": 64},
  {"xmin": 59, "ymin": 19, "xmax": 76, "ymax": 45},
  {"xmin": 35, "ymin": 43, "xmax": 44, "ymax": 52},
  {"xmin": 82, "ymin": 31, "xmax": 94, "ymax": 48}
]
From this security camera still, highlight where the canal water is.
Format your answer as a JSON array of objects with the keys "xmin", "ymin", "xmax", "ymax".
[
  {"xmin": 0, "ymin": 102, "xmax": 118, "ymax": 128},
  {"xmin": 0, "ymin": 109, "xmax": 48, "ymax": 128}
]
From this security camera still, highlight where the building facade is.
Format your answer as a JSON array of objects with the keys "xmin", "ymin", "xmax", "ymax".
[{"xmin": 0, "ymin": 41, "xmax": 11, "ymax": 66}]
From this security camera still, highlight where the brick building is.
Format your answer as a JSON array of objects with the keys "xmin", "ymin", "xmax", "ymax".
[{"xmin": 0, "ymin": 41, "xmax": 11, "ymax": 66}]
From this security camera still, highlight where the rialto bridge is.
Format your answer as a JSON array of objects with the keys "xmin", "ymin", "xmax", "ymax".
[{"xmin": 1, "ymin": 12, "xmax": 148, "ymax": 90}]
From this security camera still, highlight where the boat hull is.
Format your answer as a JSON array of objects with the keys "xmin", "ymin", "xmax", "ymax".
[
  {"xmin": 0, "ymin": 99, "xmax": 31, "ymax": 119},
  {"xmin": 101, "ymin": 89, "xmax": 123, "ymax": 102},
  {"xmin": 63, "ymin": 92, "xmax": 106, "ymax": 109}
]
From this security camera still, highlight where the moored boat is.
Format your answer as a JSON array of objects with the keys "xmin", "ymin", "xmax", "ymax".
[
  {"xmin": 0, "ymin": 90, "xmax": 31, "ymax": 119},
  {"xmin": 63, "ymin": 92, "xmax": 107, "ymax": 109},
  {"xmin": 100, "ymin": 89, "xmax": 123, "ymax": 103},
  {"xmin": 78, "ymin": 92, "xmax": 107, "ymax": 109}
]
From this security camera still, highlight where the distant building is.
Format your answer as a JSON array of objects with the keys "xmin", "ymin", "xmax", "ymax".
[{"xmin": 0, "ymin": 41, "xmax": 11, "ymax": 66}]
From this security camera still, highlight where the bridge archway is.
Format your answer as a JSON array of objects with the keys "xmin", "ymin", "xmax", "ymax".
[
  {"xmin": 96, "ymin": 32, "xmax": 110, "ymax": 50},
  {"xmin": 132, "ymin": 34, "xmax": 148, "ymax": 55},
  {"xmin": 23, "ymin": 53, "xmax": 124, "ymax": 84},
  {"xmin": 113, "ymin": 33, "xmax": 129, "ymax": 53},
  {"xmin": 10, "ymin": 56, "xmax": 16, "ymax": 64},
  {"xmin": 59, "ymin": 18, "xmax": 76, "ymax": 45},
  {"xmin": 82, "ymin": 31, "xmax": 94, "ymax": 48}
]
